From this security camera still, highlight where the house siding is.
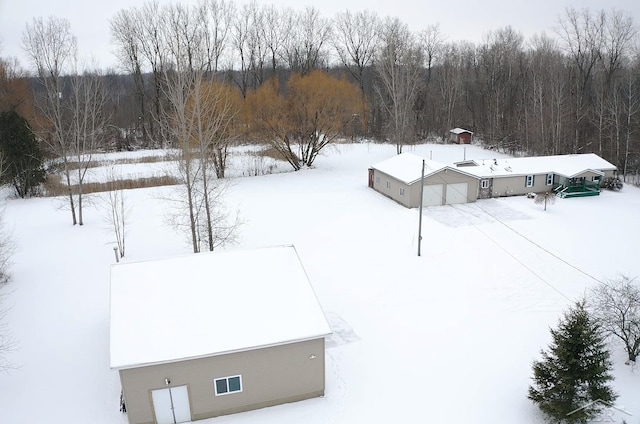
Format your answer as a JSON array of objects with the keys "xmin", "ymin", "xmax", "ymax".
[
  {"xmin": 120, "ymin": 338, "xmax": 325, "ymax": 424},
  {"xmin": 490, "ymin": 174, "xmax": 551, "ymax": 197}
]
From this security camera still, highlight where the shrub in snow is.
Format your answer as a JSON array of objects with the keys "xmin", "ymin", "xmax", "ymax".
[
  {"xmin": 534, "ymin": 192, "xmax": 556, "ymax": 211},
  {"xmin": 528, "ymin": 300, "xmax": 616, "ymax": 423},
  {"xmin": 601, "ymin": 177, "xmax": 623, "ymax": 191}
]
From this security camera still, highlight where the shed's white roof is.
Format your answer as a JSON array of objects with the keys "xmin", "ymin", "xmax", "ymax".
[
  {"xmin": 109, "ymin": 245, "xmax": 331, "ymax": 369},
  {"xmin": 450, "ymin": 127, "xmax": 473, "ymax": 134},
  {"xmin": 461, "ymin": 153, "xmax": 616, "ymax": 178},
  {"xmin": 371, "ymin": 153, "xmax": 477, "ymax": 184}
]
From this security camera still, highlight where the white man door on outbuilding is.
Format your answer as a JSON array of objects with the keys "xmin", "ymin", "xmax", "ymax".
[{"xmin": 151, "ymin": 385, "xmax": 192, "ymax": 424}]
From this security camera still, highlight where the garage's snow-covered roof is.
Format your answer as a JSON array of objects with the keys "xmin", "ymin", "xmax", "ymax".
[
  {"xmin": 110, "ymin": 245, "xmax": 331, "ymax": 369},
  {"xmin": 461, "ymin": 153, "xmax": 616, "ymax": 178},
  {"xmin": 371, "ymin": 152, "xmax": 477, "ymax": 184}
]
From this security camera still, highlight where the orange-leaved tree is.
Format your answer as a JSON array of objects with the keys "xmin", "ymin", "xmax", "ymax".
[{"xmin": 246, "ymin": 71, "xmax": 363, "ymax": 170}]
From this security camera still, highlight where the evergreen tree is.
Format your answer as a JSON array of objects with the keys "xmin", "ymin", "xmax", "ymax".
[
  {"xmin": 0, "ymin": 110, "xmax": 46, "ymax": 198},
  {"xmin": 528, "ymin": 300, "xmax": 617, "ymax": 423}
]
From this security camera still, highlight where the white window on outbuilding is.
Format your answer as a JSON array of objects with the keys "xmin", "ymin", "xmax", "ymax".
[
  {"xmin": 375, "ymin": 176, "xmax": 380, "ymax": 184},
  {"xmin": 399, "ymin": 187, "xmax": 405, "ymax": 196},
  {"xmin": 386, "ymin": 180, "xmax": 391, "ymax": 190},
  {"xmin": 481, "ymin": 179, "xmax": 490, "ymax": 189},
  {"xmin": 546, "ymin": 174, "xmax": 553, "ymax": 186},
  {"xmin": 214, "ymin": 375, "xmax": 243, "ymax": 396},
  {"xmin": 525, "ymin": 175, "xmax": 534, "ymax": 187}
]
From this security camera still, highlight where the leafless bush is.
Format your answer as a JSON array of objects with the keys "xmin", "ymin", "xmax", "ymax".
[
  {"xmin": 0, "ymin": 290, "xmax": 17, "ymax": 373},
  {"xmin": 589, "ymin": 275, "xmax": 640, "ymax": 363},
  {"xmin": 534, "ymin": 191, "xmax": 556, "ymax": 211},
  {"xmin": 0, "ymin": 192, "xmax": 16, "ymax": 372},
  {"xmin": 239, "ymin": 155, "xmax": 276, "ymax": 177}
]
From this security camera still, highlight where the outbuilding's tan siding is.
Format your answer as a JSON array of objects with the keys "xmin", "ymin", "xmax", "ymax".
[
  {"xmin": 371, "ymin": 170, "xmax": 413, "ymax": 207},
  {"xmin": 120, "ymin": 338, "xmax": 325, "ymax": 424}
]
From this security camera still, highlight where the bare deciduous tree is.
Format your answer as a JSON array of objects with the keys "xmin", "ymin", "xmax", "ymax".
[
  {"xmin": 590, "ymin": 275, "xmax": 640, "ymax": 363},
  {"xmin": 281, "ymin": 6, "xmax": 333, "ymax": 75},
  {"xmin": 261, "ymin": 5, "xmax": 288, "ymax": 75},
  {"xmin": 333, "ymin": 9, "xmax": 380, "ymax": 135},
  {"xmin": 374, "ymin": 18, "xmax": 423, "ymax": 154},
  {"xmin": 200, "ymin": 0, "xmax": 234, "ymax": 74},
  {"xmin": 436, "ymin": 42, "xmax": 465, "ymax": 137},
  {"xmin": 24, "ymin": 18, "xmax": 110, "ymax": 225},
  {"xmin": 102, "ymin": 165, "xmax": 129, "ymax": 258},
  {"xmin": 555, "ymin": 8, "xmax": 606, "ymax": 154},
  {"xmin": 69, "ymin": 70, "xmax": 110, "ymax": 225},
  {"xmin": 23, "ymin": 16, "xmax": 79, "ymax": 224},
  {"xmin": 110, "ymin": 9, "xmax": 149, "ymax": 144},
  {"xmin": 161, "ymin": 3, "xmax": 240, "ymax": 253}
]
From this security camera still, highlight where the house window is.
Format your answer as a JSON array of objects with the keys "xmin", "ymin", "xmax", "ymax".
[
  {"xmin": 386, "ymin": 180, "xmax": 391, "ymax": 190},
  {"xmin": 375, "ymin": 176, "xmax": 380, "ymax": 184},
  {"xmin": 481, "ymin": 179, "xmax": 490, "ymax": 189},
  {"xmin": 525, "ymin": 175, "xmax": 534, "ymax": 187},
  {"xmin": 546, "ymin": 174, "xmax": 553, "ymax": 186},
  {"xmin": 214, "ymin": 375, "xmax": 242, "ymax": 396},
  {"xmin": 399, "ymin": 187, "xmax": 405, "ymax": 196},
  {"xmin": 592, "ymin": 176, "xmax": 601, "ymax": 182}
]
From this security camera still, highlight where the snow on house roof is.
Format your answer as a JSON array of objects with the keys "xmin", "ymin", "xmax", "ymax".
[
  {"xmin": 450, "ymin": 128, "xmax": 473, "ymax": 134},
  {"xmin": 109, "ymin": 245, "xmax": 332, "ymax": 370},
  {"xmin": 371, "ymin": 152, "xmax": 478, "ymax": 184},
  {"xmin": 461, "ymin": 153, "xmax": 616, "ymax": 179}
]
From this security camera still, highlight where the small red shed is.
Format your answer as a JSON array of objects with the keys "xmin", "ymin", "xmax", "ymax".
[{"xmin": 449, "ymin": 128, "xmax": 473, "ymax": 144}]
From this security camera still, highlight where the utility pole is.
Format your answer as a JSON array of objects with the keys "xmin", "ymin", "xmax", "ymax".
[{"xmin": 418, "ymin": 159, "xmax": 425, "ymax": 257}]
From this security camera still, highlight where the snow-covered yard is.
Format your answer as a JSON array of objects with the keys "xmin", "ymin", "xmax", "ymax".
[{"xmin": 2, "ymin": 142, "xmax": 639, "ymax": 423}]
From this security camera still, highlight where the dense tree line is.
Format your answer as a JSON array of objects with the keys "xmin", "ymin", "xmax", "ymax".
[{"xmin": 1, "ymin": 2, "xmax": 639, "ymax": 178}]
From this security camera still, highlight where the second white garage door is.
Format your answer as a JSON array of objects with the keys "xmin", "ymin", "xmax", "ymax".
[
  {"xmin": 446, "ymin": 183, "xmax": 468, "ymax": 205},
  {"xmin": 422, "ymin": 184, "xmax": 443, "ymax": 206}
]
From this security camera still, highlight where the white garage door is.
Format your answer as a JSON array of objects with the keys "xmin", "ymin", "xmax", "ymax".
[
  {"xmin": 446, "ymin": 183, "xmax": 468, "ymax": 205},
  {"xmin": 422, "ymin": 184, "xmax": 443, "ymax": 206}
]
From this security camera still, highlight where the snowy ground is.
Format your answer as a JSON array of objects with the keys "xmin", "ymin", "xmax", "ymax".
[{"xmin": 2, "ymin": 142, "xmax": 639, "ymax": 423}]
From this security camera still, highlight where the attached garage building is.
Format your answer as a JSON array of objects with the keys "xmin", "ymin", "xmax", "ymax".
[
  {"xmin": 369, "ymin": 153, "xmax": 480, "ymax": 208},
  {"xmin": 110, "ymin": 245, "xmax": 331, "ymax": 424}
]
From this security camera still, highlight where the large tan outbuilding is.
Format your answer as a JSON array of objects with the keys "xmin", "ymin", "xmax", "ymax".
[{"xmin": 110, "ymin": 245, "xmax": 331, "ymax": 424}]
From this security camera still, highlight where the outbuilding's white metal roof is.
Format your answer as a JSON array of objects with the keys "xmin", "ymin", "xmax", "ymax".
[
  {"xmin": 371, "ymin": 153, "xmax": 478, "ymax": 184},
  {"xmin": 110, "ymin": 245, "xmax": 331, "ymax": 369},
  {"xmin": 460, "ymin": 153, "xmax": 617, "ymax": 178}
]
